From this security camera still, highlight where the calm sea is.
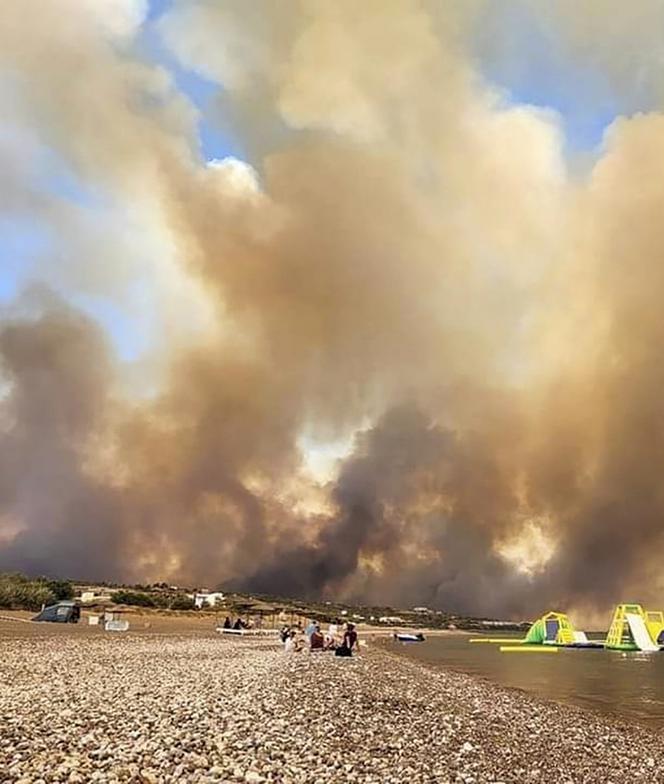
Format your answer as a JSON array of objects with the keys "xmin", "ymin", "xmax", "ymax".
[{"xmin": 383, "ymin": 634, "xmax": 664, "ymax": 727}]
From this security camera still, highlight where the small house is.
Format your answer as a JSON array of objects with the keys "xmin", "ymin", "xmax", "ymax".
[{"xmin": 193, "ymin": 591, "xmax": 225, "ymax": 609}]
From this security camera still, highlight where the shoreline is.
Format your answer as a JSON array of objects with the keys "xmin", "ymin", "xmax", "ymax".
[
  {"xmin": 0, "ymin": 608, "xmax": 476, "ymax": 636},
  {"xmin": 379, "ymin": 636, "xmax": 656, "ymax": 733},
  {"xmin": 379, "ymin": 634, "xmax": 664, "ymax": 737},
  {"xmin": 2, "ymin": 631, "xmax": 662, "ymax": 782}
]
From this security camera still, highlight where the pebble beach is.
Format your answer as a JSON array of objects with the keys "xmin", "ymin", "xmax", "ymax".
[{"xmin": 2, "ymin": 625, "xmax": 664, "ymax": 783}]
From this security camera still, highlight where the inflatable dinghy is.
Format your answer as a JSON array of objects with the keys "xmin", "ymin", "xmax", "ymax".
[{"xmin": 393, "ymin": 632, "xmax": 425, "ymax": 642}]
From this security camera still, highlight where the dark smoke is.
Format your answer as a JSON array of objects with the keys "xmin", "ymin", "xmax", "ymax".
[
  {"xmin": 243, "ymin": 406, "xmax": 531, "ymax": 616},
  {"xmin": 0, "ymin": 295, "xmax": 124, "ymax": 580}
]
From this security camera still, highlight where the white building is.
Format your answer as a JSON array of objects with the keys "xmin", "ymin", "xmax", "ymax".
[
  {"xmin": 79, "ymin": 589, "xmax": 112, "ymax": 604},
  {"xmin": 193, "ymin": 591, "xmax": 225, "ymax": 609}
]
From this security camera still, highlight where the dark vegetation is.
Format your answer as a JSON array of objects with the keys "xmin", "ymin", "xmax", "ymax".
[
  {"xmin": 0, "ymin": 573, "xmax": 527, "ymax": 629},
  {"xmin": 0, "ymin": 573, "xmax": 74, "ymax": 611},
  {"xmin": 111, "ymin": 589, "xmax": 195, "ymax": 611}
]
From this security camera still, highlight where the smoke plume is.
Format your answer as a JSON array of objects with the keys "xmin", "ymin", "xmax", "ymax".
[{"xmin": 2, "ymin": 1, "xmax": 664, "ymax": 618}]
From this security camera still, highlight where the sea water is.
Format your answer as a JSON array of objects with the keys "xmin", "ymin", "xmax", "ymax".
[{"xmin": 384, "ymin": 634, "xmax": 664, "ymax": 727}]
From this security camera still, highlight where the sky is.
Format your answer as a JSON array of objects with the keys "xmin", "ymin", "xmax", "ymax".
[
  {"xmin": 0, "ymin": 0, "xmax": 240, "ymax": 362},
  {"xmin": 0, "ymin": 0, "xmax": 627, "ymax": 360},
  {"xmin": 5, "ymin": 1, "xmax": 664, "ymax": 618}
]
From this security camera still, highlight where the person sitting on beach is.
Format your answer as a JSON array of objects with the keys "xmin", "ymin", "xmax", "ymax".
[
  {"xmin": 335, "ymin": 623, "xmax": 359, "ymax": 657},
  {"xmin": 284, "ymin": 630, "xmax": 297, "ymax": 654},
  {"xmin": 305, "ymin": 619, "xmax": 317, "ymax": 640},
  {"xmin": 327, "ymin": 622, "xmax": 338, "ymax": 645},
  {"xmin": 233, "ymin": 618, "xmax": 245, "ymax": 630},
  {"xmin": 280, "ymin": 625, "xmax": 290, "ymax": 644},
  {"xmin": 310, "ymin": 624, "xmax": 324, "ymax": 651},
  {"xmin": 324, "ymin": 631, "xmax": 337, "ymax": 651},
  {"xmin": 223, "ymin": 616, "xmax": 232, "ymax": 629},
  {"xmin": 344, "ymin": 623, "xmax": 358, "ymax": 652},
  {"xmin": 285, "ymin": 630, "xmax": 305, "ymax": 653}
]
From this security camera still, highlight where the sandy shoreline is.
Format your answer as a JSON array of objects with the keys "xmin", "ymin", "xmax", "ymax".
[
  {"xmin": 0, "ymin": 610, "xmax": 474, "ymax": 639},
  {"xmin": 1, "ymin": 628, "xmax": 663, "ymax": 783}
]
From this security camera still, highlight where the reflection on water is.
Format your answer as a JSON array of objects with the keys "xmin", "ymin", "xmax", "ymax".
[{"xmin": 384, "ymin": 635, "xmax": 664, "ymax": 727}]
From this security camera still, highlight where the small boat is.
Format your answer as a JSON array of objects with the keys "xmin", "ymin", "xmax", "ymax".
[{"xmin": 393, "ymin": 632, "xmax": 425, "ymax": 643}]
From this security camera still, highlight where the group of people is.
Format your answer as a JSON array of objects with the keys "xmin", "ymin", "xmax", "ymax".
[
  {"xmin": 222, "ymin": 616, "xmax": 249, "ymax": 630},
  {"xmin": 280, "ymin": 620, "xmax": 360, "ymax": 657}
]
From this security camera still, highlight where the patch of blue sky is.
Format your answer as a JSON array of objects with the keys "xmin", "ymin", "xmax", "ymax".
[
  {"xmin": 139, "ymin": 1, "xmax": 245, "ymax": 164},
  {"xmin": 5, "ymin": 0, "xmax": 245, "ymax": 363},
  {"xmin": 147, "ymin": 1, "xmax": 617, "ymax": 158},
  {"xmin": 0, "ymin": 217, "xmax": 50, "ymax": 302},
  {"xmin": 0, "ymin": 219, "xmax": 151, "ymax": 361},
  {"xmin": 0, "ymin": 211, "xmax": 154, "ymax": 364},
  {"xmin": 505, "ymin": 81, "xmax": 618, "ymax": 154},
  {"xmin": 175, "ymin": 67, "xmax": 246, "ymax": 162},
  {"xmin": 472, "ymin": 1, "xmax": 618, "ymax": 154},
  {"xmin": 37, "ymin": 148, "xmax": 108, "ymax": 210},
  {"xmin": 145, "ymin": 0, "xmax": 173, "ymax": 23}
]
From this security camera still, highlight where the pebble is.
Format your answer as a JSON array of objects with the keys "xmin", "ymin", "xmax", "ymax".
[{"xmin": 1, "ymin": 630, "xmax": 663, "ymax": 782}]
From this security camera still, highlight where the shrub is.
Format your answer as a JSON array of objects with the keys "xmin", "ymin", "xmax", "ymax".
[
  {"xmin": 111, "ymin": 590, "xmax": 156, "ymax": 608},
  {"xmin": 169, "ymin": 595, "xmax": 196, "ymax": 611},
  {"xmin": 0, "ymin": 573, "xmax": 57, "ymax": 611},
  {"xmin": 44, "ymin": 579, "xmax": 75, "ymax": 601}
]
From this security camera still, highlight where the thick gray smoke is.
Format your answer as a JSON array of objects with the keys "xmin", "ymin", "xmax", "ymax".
[
  {"xmin": 3, "ymin": 1, "xmax": 664, "ymax": 619},
  {"xmin": 243, "ymin": 406, "xmax": 531, "ymax": 616}
]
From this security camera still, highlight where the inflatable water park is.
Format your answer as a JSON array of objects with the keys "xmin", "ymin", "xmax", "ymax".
[{"xmin": 471, "ymin": 604, "xmax": 664, "ymax": 653}]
